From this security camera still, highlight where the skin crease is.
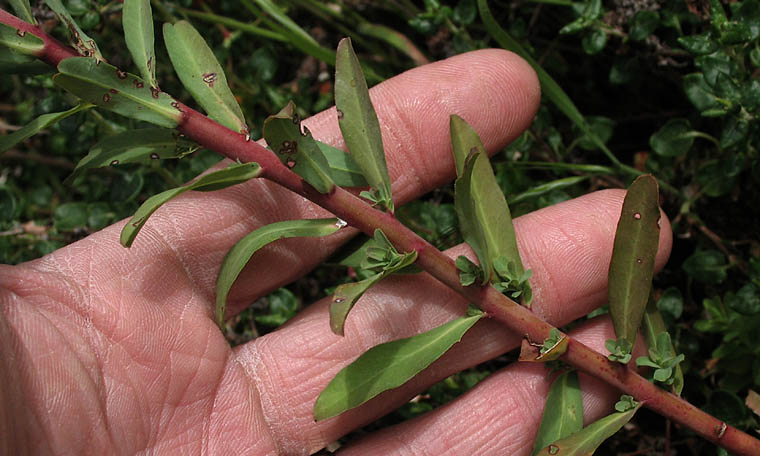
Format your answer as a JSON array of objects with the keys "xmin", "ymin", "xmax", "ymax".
[{"xmin": 0, "ymin": 49, "xmax": 672, "ymax": 455}]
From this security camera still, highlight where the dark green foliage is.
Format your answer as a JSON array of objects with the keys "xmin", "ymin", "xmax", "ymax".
[{"xmin": 2, "ymin": 0, "xmax": 760, "ymax": 451}]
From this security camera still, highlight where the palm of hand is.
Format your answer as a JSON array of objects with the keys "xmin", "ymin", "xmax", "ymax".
[{"xmin": 0, "ymin": 50, "xmax": 670, "ymax": 455}]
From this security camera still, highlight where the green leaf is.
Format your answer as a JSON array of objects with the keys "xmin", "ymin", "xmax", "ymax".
[
  {"xmin": 455, "ymin": 255, "xmax": 481, "ymax": 286},
  {"xmin": 54, "ymin": 57, "xmax": 181, "ymax": 128},
  {"xmin": 0, "ymin": 49, "xmax": 51, "ymax": 74},
  {"xmin": 576, "ymin": 116, "xmax": 615, "ymax": 151},
  {"xmin": 629, "ymin": 10, "xmax": 659, "ymax": 41},
  {"xmin": 614, "ymin": 395, "xmax": 638, "ymax": 412},
  {"xmin": 493, "ymin": 256, "xmax": 533, "ymax": 306},
  {"xmin": 642, "ymin": 296, "xmax": 683, "ymax": 395},
  {"xmin": 316, "ymin": 141, "xmax": 368, "ymax": 187},
  {"xmin": 0, "ymin": 22, "xmax": 44, "ymax": 55},
  {"xmin": 120, "ymin": 162, "xmax": 261, "ymax": 248},
  {"xmin": 0, "ymin": 103, "xmax": 92, "ymax": 153},
  {"xmin": 450, "ymin": 115, "xmax": 526, "ymax": 285},
  {"xmin": 636, "ymin": 332, "xmax": 685, "ymax": 386},
  {"xmin": 122, "ymin": 0, "xmax": 157, "ymax": 89},
  {"xmin": 682, "ymin": 249, "xmax": 728, "ymax": 284},
  {"xmin": 649, "ymin": 118, "xmax": 695, "ymax": 157},
  {"xmin": 449, "ymin": 114, "xmax": 484, "ymax": 177},
  {"xmin": 263, "ymin": 101, "xmax": 334, "ymax": 193},
  {"xmin": 696, "ymin": 156, "xmax": 745, "ymax": 197},
  {"xmin": 43, "ymin": 0, "xmax": 103, "ymax": 61},
  {"xmin": 455, "ymin": 152, "xmax": 491, "ymax": 285},
  {"xmin": 335, "ymin": 37, "xmax": 393, "ymax": 212},
  {"xmin": 582, "ymin": 29, "xmax": 607, "ymax": 55},
  {"xmin": 683, "ymin": 73, "xmax": 726, "ymax": 115},
  {"xmin": 509, "ymin": 176, "xmax": 588, "ymax": 205},
  {"xmin": 536, "ymin": 402, "xmax": 641, "ymax": 455},
  {"xmin": 736, "ymin": 0, "xmax": 760, "ymax": 40},
  {"xmin": 726, "ymin": 283, "xmax": 760, "ymax": 315},
  {"xmin": 163, "ymin": 20, "xmax": 246, "ymax": 133},
  {"xmin": 0, "ymin": 187, "xmax": 19, "ymax": 222},
  {"xmin": 559, "ymin": 0, "xmax": 602, "ymax": 34},
  {"xmin": 539, "ymin": 328, "xmax": 568, "ymax": 361},
  {"xmin": 250, "ymin": 0, "xmax": 338, "ymax": 68},
  {"xmin": 216, "ymin": 218, "xmax": 343, "ymax": 328},
  {"xmin": 255, "ymin": 288, "xmax": 299, "ymax": 327},
  {"xmin": 330, "ymin": 229, "xmax": 418, "ymax": 335},
  {"xmin": 54, "ymin": 202, "xmax": 88, "ymax": 231},
  {"xmin": 314, "ymin": 313, "xmax": 483, "ymax": 421},
  {"xmin": 605, "ymin": 338, "xmax": 633, "ymax": 364},
  {"xmin": 657, "ymin": 287, "xmax": 683, "ymax": 321},
  {"xmin": 678, "ymin": 33, "xmax": 719, "ymax": 55},
  {"xmin": 330, "ymin": 273, "xmax": 384, "ymax": 336},
  {"xmin": 720, "ymin": 114, "xmax": 749, "ymax": 149},
  {"xmin": 531, "ymin": 371, "xmax": 584, "ymax": 456},
  {"xmin": 608, "ymin": 175, "xmax": 660, "ymax": 346},
  {"xmin": 66, "ymin": 128, "xmax": 185, "ymax": 183},
  {"xmin": 356, "ymin": 22, "xmax": 429, "ymax": 67},
  {"xmin": 8, "ymin": 0, "xmax": 37, "ymax": 25}
]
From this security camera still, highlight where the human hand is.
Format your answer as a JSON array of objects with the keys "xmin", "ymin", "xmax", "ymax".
[{"xmin": 0, "ymin": 49, "xmax": 671, "ymax": 455}]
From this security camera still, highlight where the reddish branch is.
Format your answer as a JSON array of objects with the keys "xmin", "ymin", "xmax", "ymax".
[{"xmin": 2, "ymin": 8, "xmax": 758, "ymax": 455}]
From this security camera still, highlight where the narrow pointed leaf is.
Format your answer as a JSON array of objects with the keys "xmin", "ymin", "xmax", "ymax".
[
  {"xmin": 251, "ymin": 0, "xmax": 337, "ymax": 65},
  {"xmin": 314, "ymin": 313, "xmax": 483, "ymax": 421},
  {"xmin": 120, "ymin": 163, "xmax": 261, "ymax": 248},
  {"xmin": 0, "ymin": 104, "xmax": 92, "ymax": 153},
  {"xmin": 44, "ymin": 0, "xmax": 103, "ymax": 61},
  {"xmin": 330, "ymin": 273, "xmax": 384, "ymax": 336},
  {"xmin": 9, "ymin": 0, "xmax": 36, "ymax": 25},
  {"xmin": 642, "ymin": 296, "xmax": 684, "ymax": 395},
  {"xmin": 123, "ymin": 0, "xmax": 157, "ymax": 89},
  {"xmin": 263, "ymin": 101, "xmax": 334, "ymax": 193},
  {"xmin": 509, "ymin": 176, "xmax": 589, "ymax": 205},
  {"xmin": 164, "ymin": 20, "xmax": 246, "ymax": 132},
  {"xmin": 0, "ymin": 22, "xmax": 44, "ymax": 55},
  {"xmin": 330, "ymin": 248, "xmax": 417, "ymax": 335},
  {"xmin": 477, "ymin": 0, "xmax": 622, "ymax": 168},
  {"xmin": 532, "ymin": 371, "xmax": 584, "ymax": 456},
  {"xmin": 216, "ymin": 218, "xmax": 343, "ymax": 328},
  {"xmin": 609, "ymin": 175, "xmax": 661, "ymax": 346},
  {"xmin": 54, "ymin": 57, "xmax": 181, "ymax": 128},
  {"xmin": 451, "ymin": 115, "xmax": 525, "ymax": 281},
  {"xmin": 316, "ymin": 141, "xmax": 368, "ymax": 187},
  {"xmin": 335, "ymin": 37, "xmax": 393, "ymax": 211},
  {"xmin": 357, "ymin": 22, "xmax": 429, "ymax": 67},
  {"xmin": 66, "ymin": 128, "xmax": 184, "ymax": 183},
  {"xmin": 537, "ymin": 403, "xmax": 640, "ymax": 455},
  {"xmin": 455, "ymin": 151, "xmax": 491, "ymax": 285}
]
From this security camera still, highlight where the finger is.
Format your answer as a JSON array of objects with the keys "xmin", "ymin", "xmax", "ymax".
[
  {"xmin": 340, "ymin": 317, "xmax": 645, "ymax": 455},
  {"xmin": 233, "ymin": 190, "xmax": 673, "ymax": 453},
  {"xmin": 35, "ymin": 48, "xmax": 540, "ymax": 317}
]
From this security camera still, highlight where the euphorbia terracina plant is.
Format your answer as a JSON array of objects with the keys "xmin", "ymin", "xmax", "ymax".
[{"xmin": 1, "ymin": 1, "xmax": 759, "ymax": 454}]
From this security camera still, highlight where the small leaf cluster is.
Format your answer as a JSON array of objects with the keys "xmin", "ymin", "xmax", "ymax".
[
  {"xmin": 614, "ymin": 395, "xmax": 638, "ymax": 413},
  {"xmin": 455, "ymin": 255, "xmax": 481, "ymax": 287},
  {"xmin": 605, "ymin": 338, "xmax": 633, "ymax": 364},
  {"xmin": 541, "ymin": 328, "xmax": 564, "ymax": 356},
  {"xmin": 408, "ymin": 0, "xmax": 477, "ymax": 35},
  {"xmin": 636, "ymin": 332, "xmax": 685, "ymax": 385},
  {"xmin": 361, "ymin": 229, "xmax": 415, "ymax": 273},
  {"xmin": 492, "ymin": 256, "xmax": 533, "ymax": 305},
  {"xmin": 694, "ymin": 282, "xmax": 760, "ymax": 392}
]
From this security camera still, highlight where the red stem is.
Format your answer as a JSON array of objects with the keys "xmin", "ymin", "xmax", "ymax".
[{"xmin": 2, "ymin": 8, "xmax": 758, "ymax": 455}]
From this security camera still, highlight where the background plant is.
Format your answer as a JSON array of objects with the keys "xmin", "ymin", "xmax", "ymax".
[{"xmin": 1, "ymin": 0, "xmax": 759, "ymax": 453}]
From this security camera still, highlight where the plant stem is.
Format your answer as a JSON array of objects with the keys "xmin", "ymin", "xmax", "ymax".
[
  {"xmin": 177, "ymin": 7, "xmax": 288, "ymax": 42},
  {"xmin": 3, "ymin": 8, "xmax": 758, "ymax": 455}
]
